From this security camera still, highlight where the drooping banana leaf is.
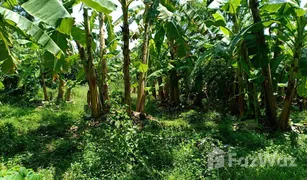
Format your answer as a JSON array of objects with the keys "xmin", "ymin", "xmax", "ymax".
[
  {"xmin": 90, "ymin": 10, "xmax": 98, "ymax": 30},
  {"xmin": 0, "ymin": 15, "xmax": 17, "ymax": 73},
  {"xmin": 71, "ymin": 26, "xmax": 97, "ymax": 50},
  {"xmin": 21, "ymin": 0, "xmax": 74, "ymax": 35},
  {"xmin": 244, "ymin": 33, "xmax": 269, "ymax": 68},
  {"xmin": 222, "ymin": 0, "xmax": 241, "ymax": 14},
  {"xmin": 51, "ymin": 31, "xmax": 69, "ymax": 52},
  {"xmin": 154, "ymin": 25, "xmax": 165, "ymax": 56},
  {"xmin": 212, "ymin": 11, "xmax": 226, "ymax": 27},
  {"xmin": 63, "ymin": 0, "xmax": 80, "ymax": 13},
  {"xmin": 105, "ymin": 14, "xmax": 117, "ymax": 52},
  {"xmin": 297, "ymin": 77, "xmax": 307, "ymax": 97},
  {"xmin": 165, "ymin": 21, "xmax": 187, "ymax": 58},
  {"xmin": 0, "ymin": 39, "xmax": 17, "ymax": 73},
  {"xmin": 0, "ymin": 7, "xmax": 63, "ymax": 58},
  {"xmin": 261, "ymin": 0, "xmax": 296, "ymax": 13},
  {"xmin": 157, "ymin": 3, "xmax": 174, "ymax": 21},
  {"xmin": 0, "ymin": 81, "xmax": 4, "ymax": 90},
  {"xmin": 160, "ymin": 0, "xmax": 177, "ymax": 12},
  {"xmin": 81, "ymin": 0, "xmax": 117, "ymax": 14}
]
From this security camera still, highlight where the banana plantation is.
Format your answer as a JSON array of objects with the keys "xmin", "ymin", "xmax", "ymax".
[{"xmin": 1, "ymin": 0, "xmax": 307, "ymax": 179}]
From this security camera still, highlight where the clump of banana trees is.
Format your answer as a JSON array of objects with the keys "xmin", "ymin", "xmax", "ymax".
[{"xmin": 2, "ymin": 0, "xmax": 307, "ymax": 131}]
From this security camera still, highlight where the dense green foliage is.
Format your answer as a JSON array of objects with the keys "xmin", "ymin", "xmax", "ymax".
[{"xmin": 2, "ymin": 0, "xmax": 307, "ymax": 179}]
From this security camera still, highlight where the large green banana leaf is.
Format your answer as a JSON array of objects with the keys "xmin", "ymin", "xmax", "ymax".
[
  {"xmin": 0, "ymin": 36, "xmax": 17, "ymax": 73},
  {"xmin": 0, "ymin": 6, "xmax": 64, "ymax": 73},
  {"xmin": 105, "ymin": 14, "xmax": 117, "ymax": 52},
  {"xmin": 0, "ymin": 7, "xmax": 63, "ymax": 58},
  {"xmin": 21, "ymin": 0, "xmax": 74, "ymax": 35},
  {"xmin": 21, "ymin": 0, "xmax": 117, "ymax": 37}
]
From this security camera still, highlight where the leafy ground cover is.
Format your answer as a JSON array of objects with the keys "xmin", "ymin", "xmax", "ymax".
[{"xmin": 1, "ymin": 86, "xmax": 307, "ymax": 180}]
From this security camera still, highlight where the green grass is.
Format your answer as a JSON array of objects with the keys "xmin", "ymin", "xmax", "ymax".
[
  {"xmin": 0, "ymin": 86, "xmax": 88, "ymax": 178},
  {"xmin": 1, "ymin": 86, "xmax": 307, "ymax": 179}
]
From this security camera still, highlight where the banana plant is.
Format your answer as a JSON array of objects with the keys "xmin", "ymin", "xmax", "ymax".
[
  {"xmin": 1, "ymin": 0, "xmax": 117, "ymax": 118},
  {"xmin": 0, "ymin": 6, "xmax": 65, "ymax": 73},
  {"xmin": 262, "ymin": 0, "xmax": 307, "ymax": 130},
  {"xmin": 73, "ymin": 0, "xmax": 116, "ymax": 118},
  {"xmin": 97, "ymin": 12, "xmax": 117, "ymax": 111},
  {"xmin": 155, "ymin": 1, "xmax": 188, "ymax": 106},
  {"xmin": 0, "ymin": 0, "xmax": 74, "ymax": 103},
  {"xmin": 208, "ymin": 0, "xmax": 248, "ymax": 117},
  {"xmin": 135, "ymin": 1, "xmax": 155, "ymax": 116},
  {"xmin": 207, "ymin": 0, "xmax": 262, "ymax": 119},
  {"xmin": 118, "ymin": 0, "xmax": 134, "ymax": 116}
]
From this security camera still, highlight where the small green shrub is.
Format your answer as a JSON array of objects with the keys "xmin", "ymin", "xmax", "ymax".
[{"xmin": 0, "ymin": 166, "xmax": 45, "ymax": 180}]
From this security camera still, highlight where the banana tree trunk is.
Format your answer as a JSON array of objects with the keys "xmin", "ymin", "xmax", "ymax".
[
  {"xmin": 83, "ymin": 8, "xmax": 101, "ymax": 119},
  {"xmin": 164, "ymin": 77, "xmax": 170, "ymax": 101},
  {"xmin": 277, "ymin": 70, "xmax": 285, "ymax": 102},
  {"xmin": 39, "ymin": 51, "xmax": 49, "ymax": 102},
  {"xmin": 98, "ymin": 13, "xmax": 109, "ymax": 111},
  {"xmin": 41, "ymin": 72, "xmax": 49, "ymax": 101},
  {"xmin": 242, "ymin": 42, "xmax": 259, "ymax": 119},
  {"xmin": 237, "ymin": 60, "xmax": 245, "ymax": 117},
  {"xmin": 232, "ymin": 14, "xmax": 245, "ymax": 116},
  {"xmin": 298, "ymin": 96, "xmax": 305, "ymax": 110},
  {"xmin": 230, "ymin": 79, "xmax": 239, "ymax": 114},
  {"xmin": 152, "ymin": 81, "xmax": 157, "ymax": 100},
  {"xmin": 193, "ymin": 74, "xmax": 204, "ymax": 108},
  {"xmin": 169, "ymin": 40, "xmax": 180, "ymax": 106},
  {"xmin": 76, "ymin": 46, "xmax": 91, "ymax": 112},
  {"xmin": 273, "ymin": 30, "xmax": 282, "ymax": 60},
  {"xmin": 66, "ymin": 87, "xmax": 72, "ymax": 102},
  {"xmin": 136, "ymin": 21, "xmax": 150, "ymax": 114},
  {"xmin": 261, "ymin": 60, "xmax": 278, "ymax": 127},
  {"xmin": 57, "ymin": 75, "xmax": 65, "ymax": 102},
  {"xmin": 158, "ymin": 77, "xmax": 165, "ymax": 101},
  {"xmin": 274, "ymin": 29, "xmax": 284, "ymax": 104},
  {"xmin": 304, "ymin": 97, "xmax": 307, "ymax": 109},
  {"xmin": 122, "ymin": 0, "xmax": 131, "ymax": 116},
  {"xmin": 250, "ymin": 0, "xmax": 277, "ymax": 128},
  {"xmin": 170, "ymin": 70, "xmax": 180, "ymax": 105},
  {"xmin": 279, "ymin": 46, "xmax": 301, "ymax": 130}
]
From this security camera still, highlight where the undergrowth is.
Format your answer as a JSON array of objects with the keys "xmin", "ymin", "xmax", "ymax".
[{"xmin": 1, "ymin": 86, "xmax": 307, "ymax": 179}]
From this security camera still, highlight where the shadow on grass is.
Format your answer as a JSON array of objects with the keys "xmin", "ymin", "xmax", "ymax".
[
  {"xmin": 0, "ymin": 110, "xmax": 83, "ymax": 178},
  {"xmin": 155, "ymin": 108, "xmax": 222, "ymax": 132},
  {"xmin": 156, "ymin": 109, "xmax": 270, "ymax": 153},
  {"xmin": 213, "ymin": 120, "xmax": 269, "ymax": 156},
  {"xmin": 2, "ymin": 99, "xmax": 307, "ymax": 179}
]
